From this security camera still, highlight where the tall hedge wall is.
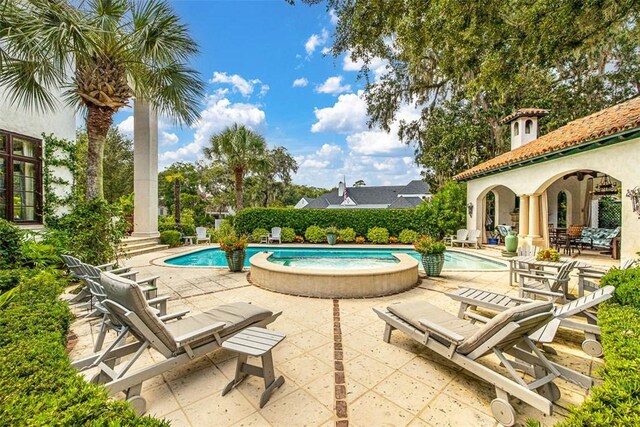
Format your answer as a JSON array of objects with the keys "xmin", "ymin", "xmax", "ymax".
[{"xmin": 235, "ymin": 208, "xmax": 426, "ymax": 237}]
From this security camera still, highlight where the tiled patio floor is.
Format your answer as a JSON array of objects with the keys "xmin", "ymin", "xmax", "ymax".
[{"xmin": 68, "ymin": 245, "xmax": 617, "ymax": 427}]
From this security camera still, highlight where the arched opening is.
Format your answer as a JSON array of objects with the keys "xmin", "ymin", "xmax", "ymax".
[
  {"xmin": 485, "ymin": 191, "xmax": 496, "ymax": 231},
  {"xmin": 513, "ymin": 122, "xmax": 520, "ymax": 136},
  {"xmin": 557, "ymin": 191, "xmax": 568, "ymax": 228},
  {"xmin": 476, "ymin": 184, "xmax": 518, "ymax": 244},
  {"xmin": 525, "ymin": 119, "xmax": 533, "ymax": 134}
]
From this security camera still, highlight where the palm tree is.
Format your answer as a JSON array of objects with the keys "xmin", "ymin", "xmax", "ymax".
[
  {"xmin": 204, "ymin": 124, "xmax": 266, "ymax": 211},
  {"xmin": 164, "ymin": 172, "xmax": 185, "ymax": 228},
  {"xmin": 0, "ymin": 0, "xmax": 204, "ymax": 199}
]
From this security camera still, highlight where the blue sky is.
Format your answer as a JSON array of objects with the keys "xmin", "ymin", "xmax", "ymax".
[{"xmin": 114, "ymin": 0, "xmax": 423, "ymax": 189}]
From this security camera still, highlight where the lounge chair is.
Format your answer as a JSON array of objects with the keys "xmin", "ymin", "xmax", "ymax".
[
  {"xmin": 448, "ymin": 229, "xmax": 468, "ymax": 247},
  {"xmin": 268, "ymin": 227, "xmax": 282, "ymax": 244},
  {"xmin": 518, "ymin": 261, "xmax": 577, "ymax": 303},
  {"xmin": 447, "ymin": 285, "xmax": 615, "ymax": 356},
  {"xmin": 496, "ymin": 225, "xmax": 512, "ymax": 244},
  {"xmin": 84, "ymin": 277, "xmax": 189, "ymax": 352},
  {"xmin": 452, "ymin": 229, "xmax": 481, "ymax": 248},
  {"xmin": 72, "ymin": 272, "xmax": 281, "ymax": 415},
  {"xmin": 195, "ymin": 227, "xmax": 211, "ymax": 244},
  {"xmin": 577, "ymin": 258, "xmax": 636, "ymax": 297},
  {"xmin": 373, "ymin": 301, "xmax": 592, "ymax": 426},
  {"xmin": 60, "ymin": 255, "xmax": 128, "ymax": 304}
]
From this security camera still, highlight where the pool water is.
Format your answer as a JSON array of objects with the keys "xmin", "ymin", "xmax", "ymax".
[{"xmin": 164, "ymin": 247, "xmax": 506, "ymax": 270}]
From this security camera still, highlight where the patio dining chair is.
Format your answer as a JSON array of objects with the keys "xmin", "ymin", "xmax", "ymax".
[
  {"xmin": 577, "ymin": 258, "xmax": 636, "ymax": 297},
  {"xmin": 72, "ymin": 272, "xmax": 281, "ymax": 415},
  {"xmin": 447, "ymin": 285, "xmax": 615, "ymax": 356},
  {"xmin": 374, "ymin": 300, "xmax": 592, "ymax": 426},
  {"xmin": 518, "ymin": 261, "xmax": 577, "ymax": 303}
]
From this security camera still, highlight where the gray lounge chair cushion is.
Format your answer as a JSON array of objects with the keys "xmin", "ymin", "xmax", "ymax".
[
  {"xmin": 388, "ymin": 301, "xmax": 479, "ymax": 342},
  {"xmin": 457, "ymin": 301, "xmax": 553, "ymax": 355}
]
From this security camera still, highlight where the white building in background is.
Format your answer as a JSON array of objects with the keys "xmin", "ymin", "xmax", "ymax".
[{"xmin": 0, "ymin": 85, "xmax": 76, "ymax": 227}]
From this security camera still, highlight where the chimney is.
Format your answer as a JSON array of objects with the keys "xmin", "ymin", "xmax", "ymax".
[
  {"xmin": 338, "ymin": 181, "xmax": 345, "ymax": 197},
  {"xmin": 501, "ymin": 108, "xmax": 549, "ymax": 150}
]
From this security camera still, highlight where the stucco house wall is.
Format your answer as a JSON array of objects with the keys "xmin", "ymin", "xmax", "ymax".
[{"xmin": 465, "ymin": 137, "xmax": 640, "ymax": 258}]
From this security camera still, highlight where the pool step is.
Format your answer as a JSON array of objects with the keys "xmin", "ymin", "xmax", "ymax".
[{"xmin": 120, "ymin": 236, "xmax": 170, "ymax": 257}]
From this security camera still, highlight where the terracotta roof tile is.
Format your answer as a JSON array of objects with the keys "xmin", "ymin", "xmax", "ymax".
[
  {"xmin": 500, "ymin": 108, "xmax": 550, "ymax": 124},
  {"xmin": 455, "ymin": 97, "xmax": 640, "ymax": 181}
]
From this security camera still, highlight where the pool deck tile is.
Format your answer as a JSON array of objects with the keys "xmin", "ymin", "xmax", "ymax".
[{"xmin": 67, "ymin": 244, "xmax": 618, "ymax": 426}]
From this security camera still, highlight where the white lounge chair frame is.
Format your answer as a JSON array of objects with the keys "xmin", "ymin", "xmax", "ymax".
[
  {"xmin": 373, "ymin": 304, "xmax": 592, "ymax": 426},
  {"xmin": 373, "ymin": 308, "xmax": 593, "ymax": 426},
  {"xmin": 268, "ymin": 227, "xmax": 282, "ymax": 244},
  {"xmin": 195, "ymin": 227, "xmax": 211, "ymax": 244},
  {"xmin": 60, "ymin": 255, "xmax": 125, "ymax": 305},
  {"xmin": 451, "ymin": 229, "xmax": 481, "ymax": 248},
  {"xmin": 72, "ymin": 273, "xmax": 282, "ymax": 415},
  {"xmin": 448, "ymin": 285, "xmax": 615, "ymax": 356}
]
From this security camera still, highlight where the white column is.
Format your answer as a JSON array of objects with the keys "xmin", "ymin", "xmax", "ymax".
[
  {"xmin": 519, "ymin": 195, "xmax": 529, "ymax": 237},
  {"xmin": 132, "ymin": 100, "xmax": 160, "ymax": 238},
  {"xmin": 529, "ymin": 194, "xmax": 541, "ymax": 238}
]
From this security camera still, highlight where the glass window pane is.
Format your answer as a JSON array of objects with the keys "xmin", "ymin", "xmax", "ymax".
[
  {"xmin": 0, "ymin": 134, "xmax": 6, "ymax": 152},
  {"xmin": 13, "ymin": 161, "xmax": 37, "ymax": 221},
  {"xmin": 13, "ymin": 137, "xmax": 36, "ymax": 157}
]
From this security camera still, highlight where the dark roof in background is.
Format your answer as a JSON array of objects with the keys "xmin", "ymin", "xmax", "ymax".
[
  {"xmin": 302, "ymin": 180, "xmax": 429, "ymax": 208},
  {"xmin": 388, "ymin": 196, "xmax": 423, "ymax": 208}
]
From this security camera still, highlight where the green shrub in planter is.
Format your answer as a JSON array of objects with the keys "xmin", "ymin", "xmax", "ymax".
[
  {"xmin": 305, "ymin": 225, "xmax": 326, "ymax": 243},
  {"xmin": 398, "ymin": 229, "xmax": 419, "ymax": 244},
  {"xmin": 338, "ymin": 227, "xmax": 356, "ymax": 243},
  {"xmin": 251, "ymin": 228, "xmax": 270, "ymax": 243},
  {"xmin": 160, "ymin": 230, "xmax": 182, "ymax": 247},
  {"xmin": 281, "ymin": 227, "xmax": 296, "ymax": 243},
  {"xmin": 367, "ymin": 227, "xmax": 389, "ymax": 244}
]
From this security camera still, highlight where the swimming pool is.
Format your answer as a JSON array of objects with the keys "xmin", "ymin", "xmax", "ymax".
[{"xmin": 164, "ymin": 246, "xmax": 506, "ymax": 270}]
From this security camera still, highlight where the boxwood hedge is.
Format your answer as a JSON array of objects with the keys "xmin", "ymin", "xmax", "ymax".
[
  {"xmin": 556, "ymin": 267, "xmax": 640, "ymax": 427},
  {"xmin": 235, "ymin": 208, "xmax": 423, "ymax": 237},
  {"xmin": 0, "ymin": 269, "xmax": 167, "ymax": 426}
]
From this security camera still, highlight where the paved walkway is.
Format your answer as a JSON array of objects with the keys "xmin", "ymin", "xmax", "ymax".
[{"xmin": 68, "ymin": 245, "xmax": 616, "ymax": 427}]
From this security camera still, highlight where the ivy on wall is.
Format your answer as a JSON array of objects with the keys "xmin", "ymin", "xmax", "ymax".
[{"xmin": 42, "ymin": 134, "xmax": 78, "ymax": 222}]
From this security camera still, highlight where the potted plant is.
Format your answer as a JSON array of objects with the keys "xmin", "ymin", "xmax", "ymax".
[
  {"xmin": 414, "ymin": 236, "xmax": 447, "ymax": 277},
  {"xmin": 219, "ymin": 235, "xmax": 248, "ymax": 272},
  {"xmin": 536, "ymin": 248, "xmax": 561, "ymax": 262},
  {"xmin": 326, "ymin": 226, "xmax": 338, "ymax": 245}
]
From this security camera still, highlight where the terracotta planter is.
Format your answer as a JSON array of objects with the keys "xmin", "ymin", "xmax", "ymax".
[
  {"xmin": 421, "ymin": 253, "xmax": 445, "ymax": 277},
  {"xmin": 225, "ymin": 250, "xmax": 246, "ymax": 272}
]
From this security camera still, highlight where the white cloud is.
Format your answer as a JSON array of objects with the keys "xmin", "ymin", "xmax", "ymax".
[
  {"xmin": 329, "ymin": 9, "xmax": 339, "ymax": 25},
  {"xmin": 304, "ymin": 28, "xmax": 329, "ymax": 56},
  {"xmin": 159, "ymin": 91, "xmax": 266, "ymax": 167},
  {"xmin": 315, "ymin": 76, "xmax": 351, "ymax": 95},
  {"xmin": 209, "ymin": 72, "xmax": 265, "ymax": 98},
  {"xmin": 292, "ymin": 77, "xmax": 309, "ymax": 88},
  {"xmin": 117, "ymin": 116, "xmax": 134, "ymax": 137},
  {"xmin": 311, "ymin": 91, "xmax": 368, "ymax": 133},
  {"xmin": 321, "ymin": 47, "xmax": 331, "ymax": 55},
  {"xmin": 296, "ymin": 143, "xmax": 343, "ymax": 170},
  {"xmin": 346, "ymin": 129, "xmax": 406, "ymax": 155},
  {"xmin": 259, "ymin": 84, "xmax": 270, "ymax": 97},
  {"xmin": 343, "ymin": 53, "xmax": 388, "ymax": 82},
  {"xmin": 160, "ymin": 131, "xmax": 179, "ymax": 146}
]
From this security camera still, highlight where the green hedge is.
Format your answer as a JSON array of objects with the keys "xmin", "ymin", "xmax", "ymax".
[
  {"xmin": 557, "ymin": 267, "xmax": 640, "ymax": 426},
  {"xmin": 0, "ymin": 270, "xmax": 167, "ymax": 426},
  {"xmin": 236, "ymin": 208, "xmax": 422, "ymax": 237},
  {"xmin": 160, "ymin": 230, "xmax": 182, "ymax": 248}
]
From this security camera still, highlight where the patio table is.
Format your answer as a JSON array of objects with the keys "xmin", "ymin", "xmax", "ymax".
[
  {"xmin": 508, "ymin": 256, "xmax": 591, "ymax": 287},
  {"xmin": 182, "ymin": 235, "xmax": 195, "ymax": 245}
]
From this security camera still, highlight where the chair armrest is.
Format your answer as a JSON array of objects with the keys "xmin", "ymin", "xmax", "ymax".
[
  {"xmin": 96, "ymin": 262, "xmax": 116, "ymax": 270},
  {"xmin": 418, "ymin": 318, "xmax": 466, "ymax": 343},
  {"xmin": 518, "ymin": 272, "xmax": 552, "ymax": 281},
  {"xmin": 147, "ymin": 295, "xmax": 171, "ymax": 305},
  {"xmin": 159, "ymin": 310, "xmax": 190, "ymax": 322},
  {"xmin": 137, "ymin": 275, "xmax": 160, "ymax": 286},
  {"xmin": 464, "ymin": 311, "xmax": 492, "ymax": 324},
  {"xmin": 174, "ymin": 321, "xmax": 226, "ymax": 347},
  {"xmin": 111, "ymin": 266, "xmax": 132, "ymax": 275},
  {"xmin": 521, "ymin": 287, "xmax": 564, "ymax": 298},
  {"xmin": 119, "ymin": 271, "xmax": 139, "ymax": 281}
]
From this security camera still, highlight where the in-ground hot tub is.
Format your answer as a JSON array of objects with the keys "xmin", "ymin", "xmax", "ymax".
[{"xmin": 249, "ymin": 251, "xmax": 419, "ymax": 298}]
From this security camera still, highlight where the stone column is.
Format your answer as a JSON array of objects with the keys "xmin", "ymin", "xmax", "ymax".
[
  {"xmin": 131, "ymin": 100, "xmax": 160, "ymax": 238},
  {"xmin": 529, "ymin": 194, "xmax": 541, "ymax": 238},
  {"xmin": 519, "ymin": 195, "xmax": 530, "ymax": 237}
]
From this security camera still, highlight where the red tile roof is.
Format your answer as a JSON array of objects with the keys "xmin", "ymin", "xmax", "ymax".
[
  {"xmin": 500, "ymin": 108, "xmax": 549, "ymax": 124},
  {"xmin": 455, "ymin": 97, "xmax": 640, "ymax": 181}
]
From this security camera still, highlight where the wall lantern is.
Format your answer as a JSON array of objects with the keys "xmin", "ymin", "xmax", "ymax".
[
  {"xmin": 627, "ymin": 187, "xmax": 640, "ymax": 218},
  {"xmin": 467, "ymin": 202, "xmax": 474, "ymax": 217}
]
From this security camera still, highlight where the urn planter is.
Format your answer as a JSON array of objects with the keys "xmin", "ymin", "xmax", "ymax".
[
  {"xmin": 421, "ymin": 253, "xmax": 445, "ymax": 277},
  {"xmin": 225, "ymin": 250, "xmax": 246, "ymax": 272}
]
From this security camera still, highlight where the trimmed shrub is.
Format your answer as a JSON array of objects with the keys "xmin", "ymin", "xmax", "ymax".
[
  {"xmin": 160, "ymin": 230, "xmax": 182, "ymax": 248},
  {"xmin": 601, "ymin": 267, "xmax": 640, "ymax": 309},
  {"xmin": 251, "ymin": 228, "xmax": 270, "ymax": 243},
  {"xmin": 281, "ymin": 227, "xmax": 296, "ymax": 243},
  {"xmin": 338, "ymin": 227, "xmax": 356, "ymax": 243},
  {"xmin": 236, "ymin": 208, "xmax": 420, "ymax": 237},
  {"xmin": 399, "ymin": 229, "xmax": 419, "ymax": 244},
  {"xmin": 0, "ymin": 269, "xmax": 25, "ymax": 294},
  {"xmin": 158, "ymin": 215, "xmax": 177, "ymax": 232},
  {"xmin": 0, "ymin": 218, "xmax": 24, "ymax": 268},
  {"xmin": 180, "ymin": 209, "xmax": 196, "ymax": 236},
  {"xmin": 367, "ymin": 227, "xmax": 389, "ymax": 244},
  {"xmin": 0, "ymin": 270, "xmax": 167, "ymax": 426},
  {"xmin": 305, "ymin": 225, "xmax": 326, "ymax": 243}
]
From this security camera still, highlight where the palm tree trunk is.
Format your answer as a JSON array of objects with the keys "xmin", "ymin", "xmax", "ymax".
[
  {"xmin": 86, "ymin": 105, "xmax": 113, "ymax": 199},
  {"xmin": 234, "ymin": 168, "xmax": 243, "ymax": 211},
  {"xmin": 174, "ymin": 180, "xmax": 181, "ymax": 227}
]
